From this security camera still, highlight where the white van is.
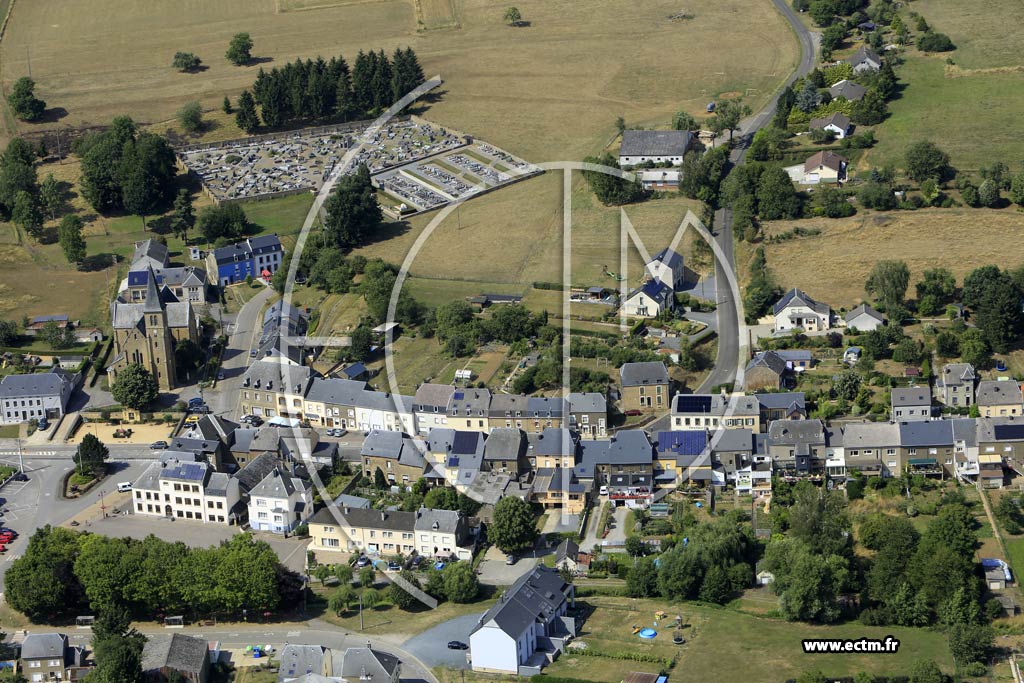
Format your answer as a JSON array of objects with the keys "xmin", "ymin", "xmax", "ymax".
[{"xmin": 116, "ymin": 482, "xmax": 133, "ymax": 493}]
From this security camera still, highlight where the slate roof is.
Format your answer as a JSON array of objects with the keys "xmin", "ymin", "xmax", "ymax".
[
  {"xmin": 483, "ymin": 428, "xmax": 527, "ymax": 461},
  {"xmin": 977, "ymin": 380, "xmax": 1023, "ymax": 406},
  {"xmin": 233, "ymin": 452, "xmax": 281, "ymax": 493},
  {"xmin": 471, "ymin": 566, "xmax": 570, "ymax": 638},
  {"xmin": 554, "ymin": 538, "xmax": 580, "ymax": 565},
  {"xmin": 619, "ymin": 361, "xmax": 669, "ymax": 387},
  {"xmin": 754, "ymin": 392, "xmax": 806, "ymax": 413},
  {"xmin": 829, "ymin": 79, "xmax": 867, "ymax": 101},
  {"xmin": 110, "ymin": 298, "xmax": 194, "ymax": 330},
  {"xmin": 842, "ymin": 422, "xmax": 900, "ymax": 448},
  {"xmin": 711, "ymin": 427, "xmax": 755, "ymax": 453},
  {"xmin": 212, "ymin": 235, "xmax": 283, "ymax": 265},
  {"xmin": 809, "ymin": 112, "xmax": 851, "ymax": 131},
  {"xmin": 132, "ymin": 239, "xmax": 170, "ymax": 268},
  {"xmin": 305, "ymin": 377, "xmax": 370, "ymax": 405},
  {"xmin": 605, "ymin": 429, "xmax": 654, "ymax": 464},
  {"xmin": 628, "ymin": 279, "xmax": 672, "ymax": 303},
  {"xmin": 650, "ymin": 247, "xmax": 683, "ymax": 270},
  {"xmin": 898, "ymin": 420, "xmax": 954, "ymax": 448},
  {"xmin": 768, "ymin": 419, "xmax": 826, "ymax": 445},
  {"xmin": 568, "ymin": 392, "xmax": 607, "ymax": 413},
  {"xmin": 619, "ymin": 130, "xmax": 691, "ymax": 158},
  {"xmin": 21, "ymin": 633, "xmax": 69, "ymax": 661},
  {"xmin": 242, "ymin": 361, "xmax": 313, "ymax": 394},
  {"xmin": 845, "ymin": 46, "xmax": 882, "ymax": 68},
  {"xmin": 773, "ymin": 288, "xmax": 830, "ymax": 316},
  {"xmin": 142, "ymin": 633, "xmax": 208, "ymax": 675},
  {"xmin": 672, "ymin": 393, "xmax": 759, "ymax": 416},
  {"xmin": 891, "ymin": 387, "xmax": 931, "ymax": 407},
  {"xmin": 278, "ymin": 644, "xmax": 327, "ymax": 682},
  {"xmin": 746, "ymin": 351, "xmax": 788, "ymax": 376},
  {"xmin": 0, "ymin": 368, "xmax": 74, "ymax": 398},
  {"xmin": 939, "ymin": 363, "xmax": 976, "ymax": 387},
  {"xmin": 845, "ymin": 303, "xmax": 884, "ymax": 325},
  {"xmin": 362, "ymin": 430, "xmax": 425, "ymax": 469},
  {"xmin": 340, "ymin": 647, "xmax": 400, "ymax": 682},
  {"xmin": 447, "ymin": 389, "xmax": 491, "ymax": 415},
  {"xmin": 413, "ymin": 383, "xmax": 456, "ymax": 411},
  {"xmin": 249, "ymin": 468, "xmax": 310, "ymax": 500},
  {"xmin": 531, "ymin": 428, "xmax": 578, "ymax": 457}
]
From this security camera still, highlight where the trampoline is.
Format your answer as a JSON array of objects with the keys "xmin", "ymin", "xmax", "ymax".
[{"xmin": 638, "ymin": 629, "xmax": 658, "ymax": 639}]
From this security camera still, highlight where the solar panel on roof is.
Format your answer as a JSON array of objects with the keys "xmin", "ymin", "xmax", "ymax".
[
  {"xmin": 995, "ymin": 424, "xmax": 1024, "ymax": 440},
  {"xmin": 453, "ymin": 391, "xmax": 464, "ymax": 400},
  {"xmin": 447, "ymin": 456, "xmax": 460, "ymax": 468},
  {"xmin": 452, "ymin": 431, "xmax": 478, "ymax": 455},
  {"xmin": 675, "ymin": 395, "xmax": 712, "ymax": 413}
]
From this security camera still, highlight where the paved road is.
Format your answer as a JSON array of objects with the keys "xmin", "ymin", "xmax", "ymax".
[
  {"xmin": 402, "ymin": 612, "xmax": 481, "ymax": 669},
  {"xmin": 697, "ymin": 0, "xmax": 816, "ymax": 393},
  {"xmin": 207, "ymin": 285, "xmax": 275, "ymax": 421}
]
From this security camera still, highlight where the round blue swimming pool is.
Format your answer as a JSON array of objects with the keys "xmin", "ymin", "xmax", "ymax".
[{"xmin": 638, "ymin": 629, "xmax": 657, "ymax": 639}]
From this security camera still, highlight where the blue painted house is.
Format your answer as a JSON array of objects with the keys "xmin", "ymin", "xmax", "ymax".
[{"xmin": 206, "ymin": 234, "xmax": 284, "ymax": 286}]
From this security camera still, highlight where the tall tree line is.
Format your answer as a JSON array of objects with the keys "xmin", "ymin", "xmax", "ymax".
[{"xmin": 243, "ymin": 47, "xmax": 425, "ymax": 131}]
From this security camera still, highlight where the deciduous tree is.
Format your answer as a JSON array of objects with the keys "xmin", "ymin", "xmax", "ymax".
[{"xmin": 490, "ymin": 496, "xmax": 537, "ymax": 553}]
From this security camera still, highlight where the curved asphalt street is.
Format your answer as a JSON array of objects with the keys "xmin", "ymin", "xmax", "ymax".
[{"xmin": 697, "ymin": 0, "xmax": 817, "ymax": 393}]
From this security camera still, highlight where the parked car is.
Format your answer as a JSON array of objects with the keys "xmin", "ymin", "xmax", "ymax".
[
  {"xmin": 599, "ymin": 485, "xmax": 609, "ymax": 496},
  {"xmin": 189, "ymin": 405, "xmax": 211, "ymax": 415},
  {"xmin": 355, "ymin": 556, "xmax": 371, "ymax": 568},
  {"xmin": 447, "ymin": 641, "xmax": 468, "ymax": 650},
  {"xmin": 217, "ymin": 371, "xmax": 225, "ymax": 380},
  {"xmin": 188, "ymin": 397, "xmax": 204, "ymax": 407},
  {"xmin": 334, "ymin": 428, "xmax": 347, "ymax": 437},
  {"xmin": 408, "ymin": 555, "xmax": 424, "ymax": 568},
  {"xmin": 387, "ymin": 561, "xmax": 401, "ymax": 572},
  {"xmin": 505, "ymin": 554, "xmax": 516, "ymax": 565},
  {"xmin": 249, "ymin": 349, "xmax": 258, "ymax": 358},
  {"xmin": 624, "ymin": 409, "xmax": 642, "ymax": 417},
  {"xmin": 150, "ymin": 441, "xmax": 168, "ymax": 450},
  {"xmin": 184, "ymin": 415, "xmax": 201, "ymax": 425},
  {"xmin": 11, "ymin": 472, "xmax": 27, "ymax": 482},
  {"xmin": 37, "ymin": 418, "xmax": 49, "ymax": 431}
]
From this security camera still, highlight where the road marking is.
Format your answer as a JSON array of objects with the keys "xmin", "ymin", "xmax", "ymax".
[{"xmin": 287, "ymin": 631, "xmax": 301, "ymax": 637}]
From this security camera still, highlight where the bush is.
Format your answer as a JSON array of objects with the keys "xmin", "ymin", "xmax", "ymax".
[{"xmin": 917, "ymin": 31, "xmax": 955, "ymax": 52}]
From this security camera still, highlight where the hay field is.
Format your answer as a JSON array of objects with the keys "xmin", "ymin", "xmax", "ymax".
[
  {"xmin": 863, "ymin": 0, "xmax": 1024, "ymax": 171},
  {"xmin": 3, "ymin": 0, "xmax": 797, "ymax": 162},
  {"xmin": 760, "ymin": 209, "xmax": 1024, "ymax": 308},
  {"xmin": 353, "ymin": 172, "xmax": 705, "ymax": 288}
]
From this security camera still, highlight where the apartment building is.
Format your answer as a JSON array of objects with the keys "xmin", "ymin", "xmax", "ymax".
[{"xmin": 132, "ymin": 459, "xmax": 239, "ymax": 523}]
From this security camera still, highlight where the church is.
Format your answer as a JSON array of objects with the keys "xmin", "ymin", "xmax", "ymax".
[{"xmin": 107, "ymin": 266, "xmax": 201, "ymax": 391}]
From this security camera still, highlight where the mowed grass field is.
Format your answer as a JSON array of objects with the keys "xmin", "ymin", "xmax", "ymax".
[
  {"xmin": 862, "ymin": 0, "xmax": 1024, "ymax": 172},
  {"xmin": 546, "ymin": 597, "xmax": 953, "ymax": 683},
  {"xmin": 3, "ymin": 0, "xmax": 797, "ymax": 164},
  {"xmin": 759, "ymin": 208, "xmax": 1024, "ymax": 308}
]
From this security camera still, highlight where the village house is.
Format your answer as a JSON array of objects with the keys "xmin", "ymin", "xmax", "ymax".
[
  {"xmin": 767, "ymin": 419, "xmax": 827, "ymax": 479},
  {"xmin": 553, "ymin": 538, "xmax": 591, "ymax": 576},
  {"xmin": 745, "ymin": 351, "xmax": 790, "ymax": 391},
  {"xmin": 840, "ymin": 422, "xmax": 900, "ymax": 477},
  {"xmin": 0, "ymin": 368, "xmax": 77, "ymax": 425},
  {"xmin": 645, "ymin": 247, "xmax": 686, "ymax": 291},
  {"xmin": 469, "ymin": 567, "xmax": 576, "ymax": 674},
  {"xmin": 671, "ymin": 393, "xmax": 761, "ymax": 430},
  {"xmin": 845, "ymin": 45, "xmax": 883, "ymax": 73},
  {"xmin": 483, "ymin": 427, "xmax": 529, "ymax": 475},
  {"xmin": 844, "ymin": 303, "xmax": 886, "ymax": 331},
  {"xmin": 754, "ymin": 392, "xmax": 806, "ymax": 424},
  {"xmin": 340, "ymin": 648, "xmax": 401, "ymax": 683},
  {"xmin": 655, "ymin": 429, "xmax": 711, "ymax": 486},
  {"xmin": 132, "ymin": 239, "xmax": 170, "ymax": 271},
  {"xmin": 531, "ymin": 467, "xmax": 590, "ymax": 514},
  {"xmin": 447, "ymin": 388, "xmax": 492, "ymax": 433},
  {"xmin": 240, "ymin": 361, "xmax": 315, "ymax": 420},
  {"xmin": 141, "ymin": 633, "xmax": 210, "ymax": 683},
  {"xmin": 307, "ymin": 505, "xmax": 474, "ymax": 560},
  {"xmin": 786, "ymin": 150, "xmax": 848, "ymax": 184},
  {"xmin": 890, "ymin": 387, "xmax": 932, "ymax": 423},
  {"xmin": 809, "ymin": 112, "xmax": 852, "ymax": 140},
  {"xmin": 976, "ymin": 379, "xmax": 1024, "ymax": 418},
  {"xmin": 567, "ymin": 392, "xmax": 608, "ymax": 438},
  {"xmin": 20, "ymin": 633, "xmax": 88, "ymax": 683},
  {"xmin": 132, "ymin": 458, "xmax": 239, "ymax": 524},
  {"xmin": 772, "ymin": 288, "xmax": 831, "ymax": 333},
  {"xmin": 829, "ymin": 79, "xmax": 867, "ymax": 101},
  {"xmin": 121, "ymin": 266, "xmax": 209, "ymax": 306},
  {"xmin": 277, "ymin": 644, "xmax": 333, "ymax": 683},
  {"xmin": 898, "ymin": 420, "xmax": 956, "ymax": 477},
  {"xmin": 618, "ymin": 129, "xmax": 691, "ymax": 167},
  {"xmin": 639, "ymin": 170, "xmax": 680, "ymax": 190},
  {"xmin": 618, "ymin": 361, "xmax": 670, "ymax": 412},
  {"xmin": 360, "ymin": 430, "xmax": 426, "ymax": 486},
  {"xmin": 936, "ymin": 363, "xmax": 976, "ymax": 407},
  {"xmin": 621, "ymin": 279, "xmax": 674, "ymax": 319},
  {"xmin": 247, "ymin": 467, "xmax": 314, "ymax": 534},
  {"xmin": 412, "ymin": 383, "xmax": 456, "ymax": 435},
  {"xmin": 206, "ymin": 234, "xmax": 284, "ymax": 286},
  {"xmin": 426, "ymin": 427, "xmax": 485, "ymax": 485},
  {"xmin": 488, "ymin": 395, "xmax": 566, "ymax": 433}
]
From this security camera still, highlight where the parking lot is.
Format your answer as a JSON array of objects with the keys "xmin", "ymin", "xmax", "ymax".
[{"xmin": 402, "ymin": 612, "xmax": 482, "ymax": 669}]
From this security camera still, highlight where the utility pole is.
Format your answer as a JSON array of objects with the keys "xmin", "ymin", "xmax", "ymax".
[
  {"xmin": 16, "ymin": 438, "xmax": 23, "ymax": 474},
  {"xmin": 25, "ymin": 46, "xmax": 30, "ymax": 79},
  {"xmin": 358, "ymin": 593, "xmax": 364, "ymax": 631}
]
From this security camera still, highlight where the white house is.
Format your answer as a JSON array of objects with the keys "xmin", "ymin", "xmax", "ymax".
[
  {"xmin": 622, "ymin": 280, "xmax": 674, "ymax": 318},
  {"xmin": 645, "ymin": 247, "xmax": 685, "ymax": 290},
  {"xmin": 785, "ymin": 150, "xmax": 848, "ymax": 185},
  {"xmin": 132, "ymin": 458, "xmax": 240, "ymax": 524},
  {"xmin": 639, "ymin": 170, "xmax": 680, "ymax": 190},
  {"xmin": 809, "ymin": 112, "xmax": 852, "ymax": 139},
  {"xmin": 845, "ymin": 46, "xmax": 882, "ymax": 73},
  {"xmin": 0, "ymin": 368, "xmax": 77, "ymax": 425},
  {"xmin": 469, "ymin": 567, "xmax": 576, "ymax": 675},
  {"xmin": 618, "ymin": 130, "xmax": 691, "ymax": 167},
  {"xmin": 844, "ymin": 303, "xmax": 885, "ymax": 331},
  {"xmin": 773, "ymin": 288, "xmax": 832, "ymax": 333},
  {"xmin": 247, "ymin": 467, "xmax": 313, "ymax": 534}
]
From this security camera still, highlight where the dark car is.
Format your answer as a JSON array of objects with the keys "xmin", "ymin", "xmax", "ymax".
[
  {"xmin": 387, "ymin": 561, "xmax": 401, "ymax": 571},
  {"xmin": 447, "ymin": 641, "xmax": 468, "ymax": 650},
  {"xmin": 409, "ymin": 555, "xmax": 424, "ymax": 568},
  {"xmin": 355, "ymin": 556, "xmax": 371, "ymax": 568},
  {"xmin": 188, "ymin": 397, "xmax": 204, "ymax": 407},
  {"xmin": 249, "ymin": 349, "xmax": 258, "ymax": 358},
  {"xmin": 189, "ymin": 405, "xmax": 211, "ymax": 415},
  {"xmin": 11, "ymin": 472, "xmax": 27, "ymax": 482},
  {"xmin": 37, "ymin": 418, "xmax": 49, "ymax": 431}
]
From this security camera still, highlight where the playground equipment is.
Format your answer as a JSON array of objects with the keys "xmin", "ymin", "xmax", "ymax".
[{"xmin": 638, "ymin": 629, "xmax": 658, "ymax": 639}]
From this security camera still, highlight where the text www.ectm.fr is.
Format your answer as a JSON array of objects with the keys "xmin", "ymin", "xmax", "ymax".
[{"xmin": 802, "ymin": 638, "xmax": 900, "ymax": 654}]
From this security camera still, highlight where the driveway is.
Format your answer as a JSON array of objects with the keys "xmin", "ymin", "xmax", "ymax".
[
  {"xmin": 476, "ymin": 546, "xmax": 538, "ymax": 586},
  {"xmin": 580, "ymin": 504, "xmax": 629, "ymax": 551},
  {"xmin": 402, "ymin": 612, "xmax": 483, "ymax": 669}
]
